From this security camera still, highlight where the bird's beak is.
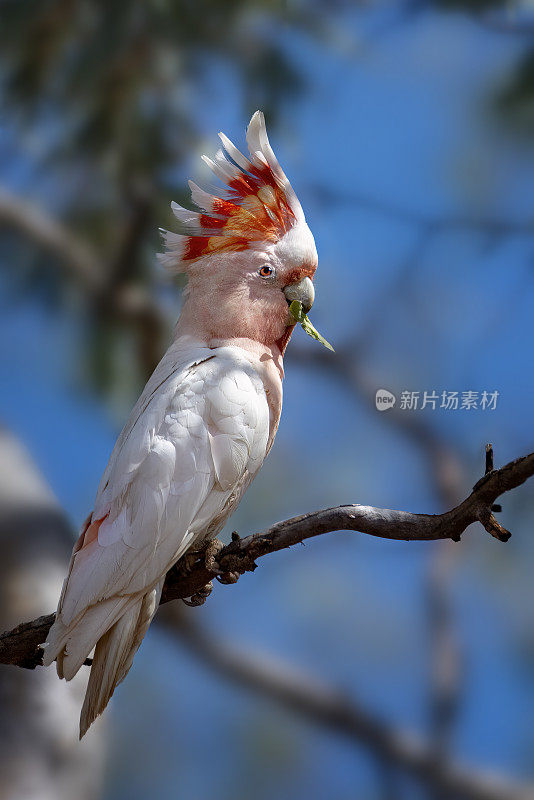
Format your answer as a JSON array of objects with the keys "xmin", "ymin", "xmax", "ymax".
[{"xmin": 283, "ymin": 277, "xmax": 315, "ymax": 315}]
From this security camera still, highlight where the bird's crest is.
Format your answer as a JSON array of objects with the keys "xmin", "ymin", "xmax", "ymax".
[{"xmin": 159, "ymin": 111, "xmax": 305, "ymax": 272}]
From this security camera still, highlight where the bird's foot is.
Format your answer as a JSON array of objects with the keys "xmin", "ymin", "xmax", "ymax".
[
  {"xmin": 204, "ymin": 538, "xmax": 241, "ymax": 585},
  {"xmin": 216, "ymin": 570, "xmax": 240, "ymax": 585},
  {"xmin": 176, "ymin": 549, "xmax": 201, "ymax": 576},
  {"xmin": 182, "ymin": 581, "xmax": 213, "ymax": 607}
]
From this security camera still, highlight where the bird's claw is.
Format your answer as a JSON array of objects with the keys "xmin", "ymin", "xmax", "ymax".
[
  {"xmin": 216, "ymin": 571, "xmax": 240, "ymax": 585},
  {"xmin": 182, "ymin": 581, "xmax": 213, "ymax": 607},
  {"xmin": 203, "ymin": 538, "xmax": 241, "ymax": 585}
]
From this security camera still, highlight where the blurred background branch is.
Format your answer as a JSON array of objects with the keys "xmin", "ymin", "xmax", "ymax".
[{"xmin": 159, "ymin": 608, "xmax": 534, "ymax": 800}]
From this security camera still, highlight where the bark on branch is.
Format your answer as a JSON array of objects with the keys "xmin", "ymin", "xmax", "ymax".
[{"xmin": 0, "ymin": 447, "xmax": 532, "ymax": 671}]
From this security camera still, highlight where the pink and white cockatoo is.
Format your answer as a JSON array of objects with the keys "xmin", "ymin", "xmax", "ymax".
[{"xmin": 43, "ymin": 111, "xmax": 322, "ymax": 737}]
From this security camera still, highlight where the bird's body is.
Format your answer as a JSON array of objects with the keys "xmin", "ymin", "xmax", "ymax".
[{"xmin": 43, "ymin": 111, "xmax": 319, "ymax": 736}]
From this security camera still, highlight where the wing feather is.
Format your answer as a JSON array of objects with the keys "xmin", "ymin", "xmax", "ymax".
[{"xmin": 51, "ymin": 345, "xmax": 270, "ymax": 648}]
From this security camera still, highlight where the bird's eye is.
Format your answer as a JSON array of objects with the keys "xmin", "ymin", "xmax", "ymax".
[{"xmin": 258, "ymin": 265, "xmax": 274, "ymax": 278}]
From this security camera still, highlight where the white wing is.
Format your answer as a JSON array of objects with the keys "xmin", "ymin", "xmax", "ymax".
[{"xmin": 45, "ymin": 340, "xmax": 270, "ymax": 676}]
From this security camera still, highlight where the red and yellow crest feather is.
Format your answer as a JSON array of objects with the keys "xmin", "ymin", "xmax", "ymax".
[{"xmin": 159, "ymin": 111, "xmax": 305, "ymax": 271}]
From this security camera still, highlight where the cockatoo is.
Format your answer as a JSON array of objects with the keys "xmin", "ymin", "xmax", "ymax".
[{"xmin": 43, "ymin": 111, "xmax": 322, "ymax": 738}]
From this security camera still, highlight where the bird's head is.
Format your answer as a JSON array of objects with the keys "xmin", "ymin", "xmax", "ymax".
[{"xmin": 160, "ymin": 111, "xmax": 320, "ymax": 354}]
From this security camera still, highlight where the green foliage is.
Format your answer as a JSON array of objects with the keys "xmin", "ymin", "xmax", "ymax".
[
  {"xmin": 0, "ymin": 0, "xmax": 327, "ymax": 399},
  {"xmin": 0, "ymin": 0, "xmax": 309, "ymax": 168},
  {"xmin": 0, "ymin": 0, "xmax": 531, "ymax": 400},
  {"xmin": 289, "ymin": 300, "xmax": 335, "ymax": 351}
]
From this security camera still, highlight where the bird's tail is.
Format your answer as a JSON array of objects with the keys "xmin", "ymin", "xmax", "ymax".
[{"xmin": 79, "ymin": 581, "xmax": 163, "ymax": 739}]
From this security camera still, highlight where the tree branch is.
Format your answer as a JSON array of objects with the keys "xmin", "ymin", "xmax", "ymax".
[
  {"xmin": 0, "ymin": 447, "xmax": 532, "ymax": 670},
  {"xmin": 0, "ymin": 187, "xmax": 104, "ymax": 291}
]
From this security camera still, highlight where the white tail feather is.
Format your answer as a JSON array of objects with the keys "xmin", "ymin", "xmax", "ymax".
[
  {"xmin": 79, "ymin": 581, "xmax": 163, "ymax": 738},
  {"xmin": 43, "ymin": 594, "xmax": 132, "ymax": 677}
]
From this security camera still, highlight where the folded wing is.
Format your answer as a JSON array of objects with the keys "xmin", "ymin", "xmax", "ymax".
[{"xmin": 43, "ymin": 344, "xmax": 270, "ymax": 686}]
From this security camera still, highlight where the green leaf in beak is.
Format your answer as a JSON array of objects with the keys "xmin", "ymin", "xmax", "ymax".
[{"xmin": 289, "ymin": 300, "xmax": 335, "ymax": 352}]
